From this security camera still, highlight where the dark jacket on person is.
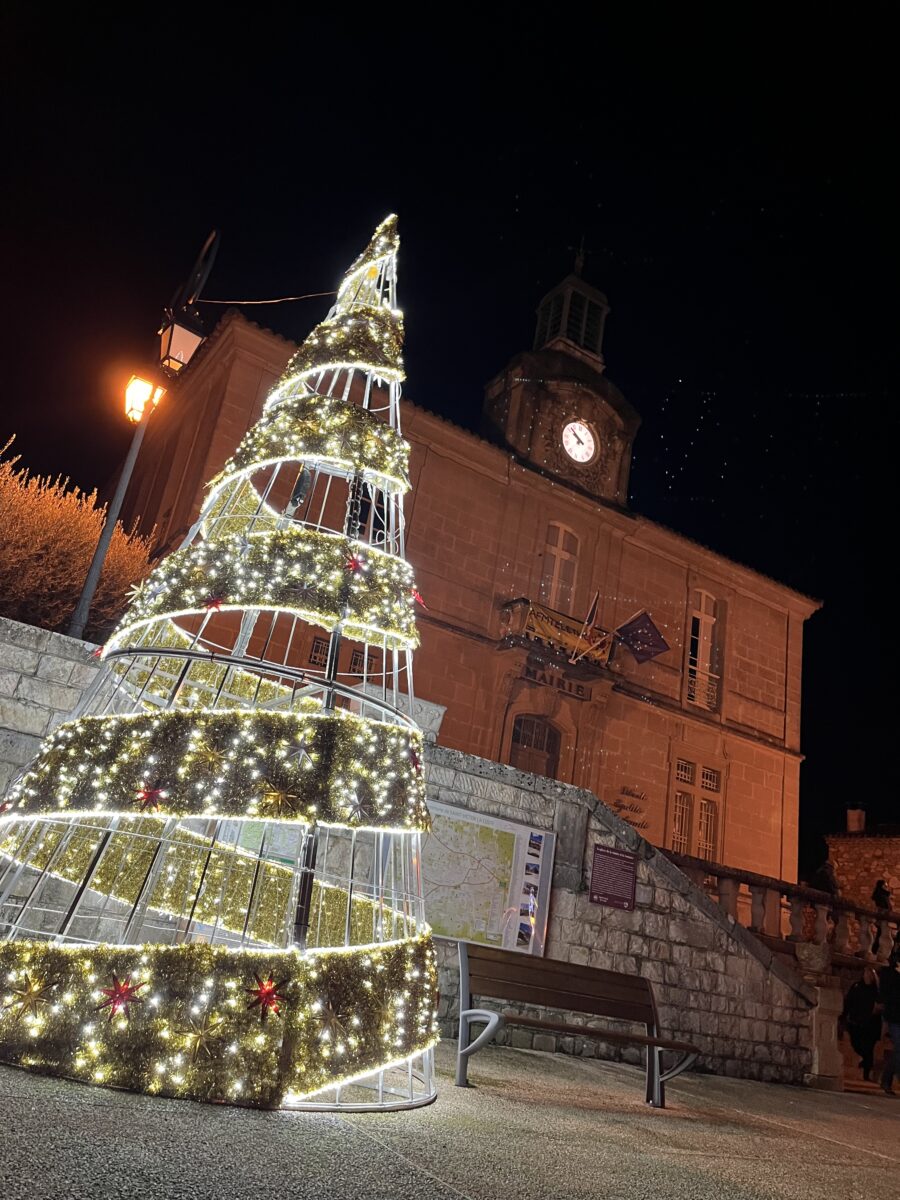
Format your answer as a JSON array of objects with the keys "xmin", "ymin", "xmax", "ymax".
[
  {"xmin": 843, "ymin": 979, "xmax": 880, "ymax": 1027},
  {"xmin": 872, "ymin": 882, "xmax": 892, "ymax": 910},
  {"xmin": 879, "ymin": 964, "xmax": 900, "ymax": 1024}
]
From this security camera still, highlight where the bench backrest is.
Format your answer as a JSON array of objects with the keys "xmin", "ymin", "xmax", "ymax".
[{"xmin": 461, "ymin": 942, "xmax": 658, "ymax": 1033}]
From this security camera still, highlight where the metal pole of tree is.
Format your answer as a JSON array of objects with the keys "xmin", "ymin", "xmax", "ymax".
[{"xmin": 66, "ymin": 415, "xmax": 150, "ymax": 641}]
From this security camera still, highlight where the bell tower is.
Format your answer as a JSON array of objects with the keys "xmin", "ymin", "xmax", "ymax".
[{"xmin": 483, "ymin": 268, "xmax": 640, "ymax": 507}]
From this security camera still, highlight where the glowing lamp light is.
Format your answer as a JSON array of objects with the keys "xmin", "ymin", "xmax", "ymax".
[
  {"xmin": 125, "ymin": 375, "xmax": 165, "ymax": 423},
  {"xmin": 158, "ymin": 310, "xmax": 205, "ymax": 375}
]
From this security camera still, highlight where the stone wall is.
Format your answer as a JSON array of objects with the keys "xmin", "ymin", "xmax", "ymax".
[
  {"xmin": 426, "ymin": 744, "xmax": 839, "ymax": 1087},
  {"xmin": 827, "ymin": 833, "xmax": 900, "ymax": 911},
  {"xmin": 0, "ymin": 618, "xmax": 98, "ymax": 794}
]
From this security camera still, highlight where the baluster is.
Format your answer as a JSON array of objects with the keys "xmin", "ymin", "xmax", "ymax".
[
  {"xmin": 787, "ymin": 894, "xmax": 806, "ymax": 941},
  {"xmin": 813, "ymin": 904, "xmax": 830, "ymax": 945},
  {"xmin": 856, "ymin": 914, "xmax": 874, "ymax": 960},
  {"xmin": 749, "ymin": 884, "xmax": 766, "ymax": 932},
  {"xmin": 876, "ymin": 918, "xmax": 894, "ymax": 964},
  {"xmin": 833, "ymin": 910, "xmax": 850, "ymax": 955},
  {"xmin": 718, "ymin": 877, "xmax": 740, "ymax": 921}
]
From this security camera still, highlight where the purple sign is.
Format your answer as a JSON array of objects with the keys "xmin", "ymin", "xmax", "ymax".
[{"xmin": 589, "ymin": 845, "xmax": 637, "ymax": 911}]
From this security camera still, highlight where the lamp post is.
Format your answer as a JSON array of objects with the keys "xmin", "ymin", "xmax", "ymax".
[
  {"xmin": 65, "ymin": 232, "xmax": 220, "ymax": 642},
  {"xmin": 66, "ymin": 376, "xmax": 165, "ymax": 640}
]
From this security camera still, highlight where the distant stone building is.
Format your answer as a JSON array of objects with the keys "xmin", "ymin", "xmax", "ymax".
[
  {"xmin": 827, "ymin": 810, "xmax": 900, "ymax": 910},
  {"xmin": 122, "ymin": 271, "xmax": 819, "ymax": 881}
]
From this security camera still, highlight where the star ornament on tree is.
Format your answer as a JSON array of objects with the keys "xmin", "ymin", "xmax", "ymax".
[
  {"xmin": 344, "ymin": 554, "xmax": 364, "ymax": 574},
  {"xmin": 411, "ymin": 588, "xmax": 428, "ymax": 609},
  {"xmin": 96, "ymin": 974, "xmax": 146, "ymax": 1022},
  {"xmin": 135, "ymin": 783, "xmax": 167, "ymax": 813},
  {"xmin": 178, "ymin": 1011, "xmax": 226, "ymax": 1062},
  {"xmin": 202, "ymin": 594, "xmax": 225, "ymax": 612},
  {"xmin": 258, "ymin": 779, "xmax": 301, "ymax": 818},
  {"xmin": 409, "ymin": 747, "xmax": 422, "ymax": 776},
  {"xmin": 246, "ymin": 974, "xmax": 288, "ymax": 1023},
  {"xmin": 3, "ymin": 973, "xmax": 58, "ymax": 1021}
]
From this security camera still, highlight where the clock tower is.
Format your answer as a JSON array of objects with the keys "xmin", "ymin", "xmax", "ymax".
[{"xmin": 482, "ymin": 269, "xmax": 640, "ymax": 506}]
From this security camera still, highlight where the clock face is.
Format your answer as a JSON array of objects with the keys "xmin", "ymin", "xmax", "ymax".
[{"xmin": 562, "ymin": 420, "xmax": 597, "ymax": 464}]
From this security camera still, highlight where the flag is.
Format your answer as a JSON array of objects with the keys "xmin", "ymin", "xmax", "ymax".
[
  {"xmin": 582, "ymin": 590, "xmax": 600, "ymax": 630},
  {"xmin": 615, "ymin": 610, "xmax": 670, "ymax": 663}
]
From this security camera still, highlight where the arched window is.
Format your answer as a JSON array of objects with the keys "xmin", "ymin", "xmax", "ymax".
[
  {"xmin": 686, "ymin": 589, "xmax": 719, "ymax": 710},
  {"xmin": 509, "ymin": 715, "xmax": 561, "ymax": 780},
  {"xmin": 540, "ymin": 523, "xmax": 579, "ymax": 614}
]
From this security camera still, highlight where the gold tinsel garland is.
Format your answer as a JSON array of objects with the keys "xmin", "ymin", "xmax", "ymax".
[
  {"xmin": 283, "ymin": 306, "xmax": 405, "ymax": 384},
  {"xmin": 4, "ymin": 709, "xmax": 429, "ymax": 829},
  {"xmin": 213, "ymin": 392, "xmax": 410, "ymax": 495},
  {"xmin": 0, "ymin": 933, "xmax": 438, "ymax": 1109},
  {"xmin": 107, "ymin": 526, "xmax": 418, "ymax": 654}
]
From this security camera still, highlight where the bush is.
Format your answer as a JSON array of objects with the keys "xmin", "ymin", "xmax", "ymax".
[{"xmin": 0, "ymin": 439, "xmax": 153, "ymax": 642}]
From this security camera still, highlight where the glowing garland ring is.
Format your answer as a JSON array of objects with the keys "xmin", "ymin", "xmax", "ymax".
[
  {"xmin": 0, "ymin": 932, "xmax": 438, "ymax": 1109},
  {"xmin": 211, "ymin": 391, "xmax": 411, "ymax": 495},
  {"xmin": 4, "ymin": 708, "xmax": 429, "ymax": 829},
  {"xmin": 107, "ymin": 526, "xmax": 419, "ymax": 655},
  {"xmin": 284, "ymin": 306, "xmax": 405, "ymax": 384}
]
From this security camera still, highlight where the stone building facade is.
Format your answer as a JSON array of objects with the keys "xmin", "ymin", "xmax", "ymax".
[
  {"xmin": 827, "ymin": 824, "xmax": 900, "ymax": 912},
  {"xmin": 120, "ymin": 274, "xmax": 819, "ymax": 882}
]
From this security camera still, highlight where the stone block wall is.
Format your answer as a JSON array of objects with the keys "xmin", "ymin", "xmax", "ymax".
[
  {"xmin": 0, "ymin": 618, "xmax": 99, "ymax": 793},
  {"xmin": 826, "ymin": 833, "xmax": 900, "ymax": 911},
  {"xmin": 426, "ymin": 745, "xmax": 833, "ymax": 1087}
]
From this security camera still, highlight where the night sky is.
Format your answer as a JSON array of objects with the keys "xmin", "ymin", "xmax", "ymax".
[{"xmin": 3, "ymin": 12, "xmax": 892, "ymax": 872}]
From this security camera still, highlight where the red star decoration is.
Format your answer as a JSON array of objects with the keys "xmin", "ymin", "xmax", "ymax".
[
  {"xmin": 411, "ymin": 589, "xmax": 428, "ymax": 609},
  {"xmin": 0, "ymin": 801, "xmax": 11, "ymax": 815},
  {"xmin": 203, "ymin": 595, "xmax": 225, "ymax": 611},
  {"xmin": 409, "ymin": 747, "xmax": 422, "ymax": 775},
  {"xmin": 135, "ymin": 785, "xmax": 166, "ymax": 813},
  {"xmin": 96, "ymin": 974, "xmax": 146, "ymax": 1021},
  {"xmin": 246, "ymin": 974, "xmax": 288, "ymax": 1023},
  {"xmin": 91, "ymin": 645, "xmax": 105, "ymax": 659},
  {"xmin": 344, "ymin": 555, "xmax": 363, "ymax": 574}
]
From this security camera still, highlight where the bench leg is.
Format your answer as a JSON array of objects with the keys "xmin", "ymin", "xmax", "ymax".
[
  {"xmin": 456, "ymin": 1009, "xmax": 505, "ymax": 1087},
  {"xmin": 645, "ymin": 1046, "xmax": 665, "ymax": 1108}
]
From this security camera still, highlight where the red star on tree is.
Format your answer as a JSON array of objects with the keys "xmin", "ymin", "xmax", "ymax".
[
  {"xmin": 344, "ymin": 555, "xmax": 363, "ymax": 574},
  {"xmin": 203, "ymin": 595, "xmax": 225, "ymax": 611},
  {"xmin": 96, "ymin": 974, "xmax": 146, "ymax": 1021},
  {"xmin": 91, "ymin": 645, "xmax": 105, "ymax": 659},
  {"xmin": 409, "ymin": 747, "xmax": 422, "ymax": 775},
  {"xmin": 246, "ymin": 974, "xmax": 288, "ymax": 1023},
  {"xmin": 135, "ymin": 784, "xmax": 166, "ymax": 813},
  {"xmin": 411, "ymin": 588, "xmax": 428, "ymax": 609}
]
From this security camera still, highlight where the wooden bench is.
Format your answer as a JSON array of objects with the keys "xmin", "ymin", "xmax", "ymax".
[{"xmin": 455, "ymin": 941, "xmax": 699, "ymax": 1108}]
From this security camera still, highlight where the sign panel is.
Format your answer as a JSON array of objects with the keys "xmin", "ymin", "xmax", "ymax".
[
  {"xmin": 421, "ymin": 802, "xmax": 556, "ymax": 956},
  {"xmin": 589, "ymin": 845, "xmax": 637, "ymax": 911}
]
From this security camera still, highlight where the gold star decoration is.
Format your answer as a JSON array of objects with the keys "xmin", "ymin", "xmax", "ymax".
[
  {"xmin": 315, "ymin": 996, "xmax": 348, "ymax": 1044},
  {"xmin": 3, "ymin": 973, "xmax": 57, "ymax": 1021},
  {"xmin": 192, "ymin": 739, "xmax": 228, "ymax": 774},
  {"xmin": 178, "ymin": 1011, "xmax": 226, "ymax": 1062},
  {"xmin": 257, "ymin": 779, "xmax": 301, "ymax": 818}
]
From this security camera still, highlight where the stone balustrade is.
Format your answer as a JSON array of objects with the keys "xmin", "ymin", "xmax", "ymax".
[{"xmin": 665, "ymin": 851, "xmax": 899, "ymax": 967}]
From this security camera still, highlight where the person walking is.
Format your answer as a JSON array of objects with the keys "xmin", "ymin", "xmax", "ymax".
[
  {"xmin": 842, "ymin": 967, "xmax": 882, "ymax": 1081},
  {"xmin": 878, "ymin": 949, "xmax": 900, "ymax": 1096}
]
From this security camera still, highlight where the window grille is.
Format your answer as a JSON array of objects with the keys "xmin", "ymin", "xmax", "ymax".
[
  {"xmin": 675, "ymin": 758, "xmax": 695, "ymax": 784},
  {"xmin": 701, "ymin": 766, "xmax": 721, "ymax": 793},
  {"xmin": 698, "ymin": 798, "xmax": 719, "ymax": 860},
  {"xmin": 671, "ymin": 791, "xmax": 693, "ymax": 855},
  {"xmin": 308, "ymin": 637, "xmax": 329, "ymax": 667}
]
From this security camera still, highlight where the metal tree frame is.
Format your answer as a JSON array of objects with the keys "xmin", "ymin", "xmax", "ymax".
[{"xmin": 0, "ymin": 217, "xmax": 436, "ymax": 1111}]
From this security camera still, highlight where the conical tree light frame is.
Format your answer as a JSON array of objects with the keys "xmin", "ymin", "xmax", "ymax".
[{"xmin": 0, "ymin": 216, "xmax": 439, "ymax": 1111}]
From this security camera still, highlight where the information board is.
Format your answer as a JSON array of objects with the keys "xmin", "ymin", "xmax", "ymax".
[
  {"xmin": 422, "ymin": 802, "xmax": 556, "ymax": 956},
  {"xmin": 589, "ymin": 845, "xmax": 637, "ymax": 911}
]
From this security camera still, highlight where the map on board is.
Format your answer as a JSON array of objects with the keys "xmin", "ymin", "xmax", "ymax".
[{"xmin": 422, "ymin": 802, "xmax": 556, "ymax": 956}]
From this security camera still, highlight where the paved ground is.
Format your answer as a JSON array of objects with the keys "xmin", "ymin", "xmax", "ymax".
[{"xmin": 1, "ymin": 1041, "xmax": 897, "ymax": 1200}]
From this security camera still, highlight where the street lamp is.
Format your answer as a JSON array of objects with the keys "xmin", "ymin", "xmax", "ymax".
[
  {"xmin": 66, "ymin": 374, "xmax": 167, "ymax": 640},
  {"xmin": 66, "ymin": 231, "xmax": 219, "ymax": 641}
]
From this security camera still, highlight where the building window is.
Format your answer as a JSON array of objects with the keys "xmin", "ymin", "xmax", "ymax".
[
  {"xmin": 349, "ymin": 649, "xmax": 374, "ymax": 676},
  {"xmin": 509, "ymin": 715, "xmax": 561, "ymax": 780},
  {"xmin": 357, "ymin": 486, "xmax": 387, "ymax": 546},
  {"xmin": 675, "ymin": 758, "xmax": 695, "ymax": 785},
  {"xmin": 698, "ymin": 799, "xmax": 719, "ymax": 861},
  {"xmin": 540, "ymin": 523, "xmax": 578, "ymax": 614},
  {"xmin": 686, "ymin": 589, "xmax": 719, "ymax": 711},
  {"xmin": 671, "ymin": 792, "xmax": 693, "ymax": 855},
  {"xmin": 670, "ymin": 755, "xmax": 724, "ymax": 859},
  {"xmin": 309, "ymin": 637, "xmax": 329, "ymax": 667},
  {"xmin": 536, "ymin": 292, "xmax": 564, "ymax": 346}
]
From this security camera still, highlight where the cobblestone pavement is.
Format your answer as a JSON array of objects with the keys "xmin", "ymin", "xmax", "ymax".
[{"xmin": 1, "ymin": 1041, "xmax": 897, "ymax": 1200}]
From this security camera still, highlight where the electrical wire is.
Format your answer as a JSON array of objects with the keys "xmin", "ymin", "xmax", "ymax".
[{"xmin": 198, "ymin": 290, "xmax": 336, "ymax": 306}]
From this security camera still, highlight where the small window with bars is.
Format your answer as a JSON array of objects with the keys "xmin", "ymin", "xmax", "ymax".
[
  {"xmin": 701, "ymin": 766, "xmax": 721, "ymax": 793},
  {"xmin": 671, "ymin": 792, "xmax": 693, "ymax": 855},
  {"xmin": 675, "ymin": 758, "xmax": 695, "ymax": 784},
  {"xmin": 349, "ymin": 649, "xmax": 374, "ymax": 676},
  {"xmin": 308, "ymin": 637, "xmax": 329, "ymax": 667}
]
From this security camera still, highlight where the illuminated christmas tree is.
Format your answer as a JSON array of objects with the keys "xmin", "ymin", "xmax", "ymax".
[{"xmin": 0, "ymin": 216, "xmax": 438, "ymax": 1110}]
